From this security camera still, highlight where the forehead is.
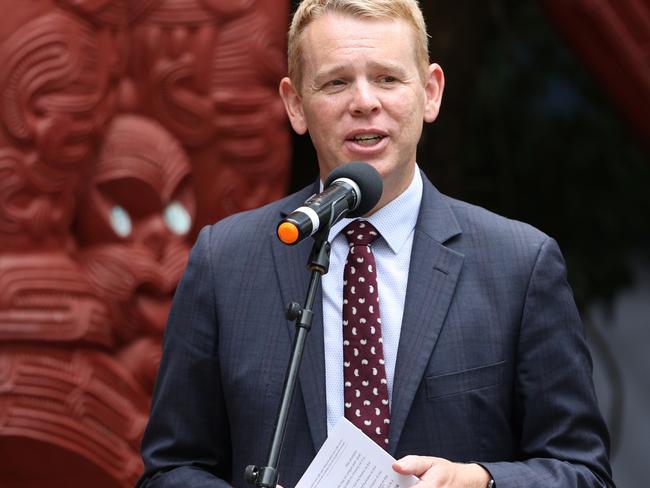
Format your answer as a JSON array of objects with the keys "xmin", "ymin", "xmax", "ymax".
[{"xmin": 299, "ymin": 13, "xmax": 419, "ymax": 74}]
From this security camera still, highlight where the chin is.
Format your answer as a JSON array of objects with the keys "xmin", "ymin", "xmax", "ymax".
[{"xmin": 363, "ymin": 160, "xmax": 392, "ymax": 176}]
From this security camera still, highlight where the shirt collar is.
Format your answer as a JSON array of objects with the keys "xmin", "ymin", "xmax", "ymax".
[{"xmin": 326, "ymin": 165, "xmax": 423, "ymax": 254}]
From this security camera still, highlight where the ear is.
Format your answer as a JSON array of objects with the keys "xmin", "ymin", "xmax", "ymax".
[
  {"xmin": 423, "ymin": 63, "xmax": 445, "ymax": 123},
  {"xmin": 279, "ymin": 77, "xmax": 308, "ymax": 135}
]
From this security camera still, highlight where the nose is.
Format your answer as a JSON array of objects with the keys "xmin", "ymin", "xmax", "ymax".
[
  {"xmin": 348, "ymin": 80, "xmax": 380, "ymax": 115},
  {"xmin": 137, "ymin": 215, "xmax": 169, "ymax": 260}
]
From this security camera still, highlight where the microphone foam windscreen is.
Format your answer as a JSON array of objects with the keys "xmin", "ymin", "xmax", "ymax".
[{"xmin": 324, "ymin": 161, "xmax": 383, "ymax": 217}]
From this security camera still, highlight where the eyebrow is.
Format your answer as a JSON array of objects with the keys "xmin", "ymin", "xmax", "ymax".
[
  {"xmin": 367, "ymin": 61, "xmax": 409, "ymax": 77},
  {"xmin": 313, "ymin": 61, "xmax": 410, "ymax": 85},
  {"xmin": 313, "ymin": 64, "xmax": 348, "ymax": 85}
]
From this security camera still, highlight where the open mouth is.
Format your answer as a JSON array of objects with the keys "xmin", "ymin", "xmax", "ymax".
[
  {"xmin": 349, "ymin": 133, "xmax": 386, "ymax": 146},
  {"xmin": 135, "ymin": 291, "xmax": 173, "ymax": 334}
]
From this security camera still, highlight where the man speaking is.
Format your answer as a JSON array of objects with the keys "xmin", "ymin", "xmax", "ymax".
[{"xmin": 138, "ymin": 1, "xmax": 614, "ymax": 487}]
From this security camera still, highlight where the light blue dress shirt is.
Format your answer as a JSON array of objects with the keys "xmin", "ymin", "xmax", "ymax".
[{"xmin": 321, "ymin": 167, "xmax": 423, "ymax": 434}]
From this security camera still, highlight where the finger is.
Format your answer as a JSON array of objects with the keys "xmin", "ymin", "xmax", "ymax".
[{"xmin": 392, "ymin": 455, "xmax": 440, "ymax": 476}]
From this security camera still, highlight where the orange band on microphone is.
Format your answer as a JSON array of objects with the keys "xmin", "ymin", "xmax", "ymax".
[{"xmin": 277, "ymin": 222, "xmax": 300, "ymax": 244}]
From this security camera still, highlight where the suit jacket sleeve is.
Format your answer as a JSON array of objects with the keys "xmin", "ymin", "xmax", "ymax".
[
  {"xmin": 481, "ymin": 237, "xmax": 613, "ymax": 487},
  {"xmin": 137, "ymin": 226, "xmax": 232, "ymax": 487}
]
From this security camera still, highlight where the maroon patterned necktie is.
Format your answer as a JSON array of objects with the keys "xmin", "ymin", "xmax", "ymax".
[{"xmin": 342, "ymin": 220, "xmax": 390, "ymax": 448}]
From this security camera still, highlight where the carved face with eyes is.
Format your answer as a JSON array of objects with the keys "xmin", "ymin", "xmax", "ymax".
[
  {"xmin": 0, "ymin": 11, "xmax": 120, "ymax": 168},
  {"xmin": 0, "ymin": 9, "xmax": 123, "ymax": 243},
  {"xmin": 76, "ymin": 115, "xmax": 194, "ymax": 339}
]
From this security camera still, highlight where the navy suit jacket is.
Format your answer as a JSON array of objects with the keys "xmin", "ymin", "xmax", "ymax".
[{"xmin": 138, "ymin": 173, "xmax": 613, "ymax": 487}]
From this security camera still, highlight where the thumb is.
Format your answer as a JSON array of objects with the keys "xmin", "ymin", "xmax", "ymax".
[{"xmin": 392, "ymin": 455, "xmax": 437, "ymax": 476}]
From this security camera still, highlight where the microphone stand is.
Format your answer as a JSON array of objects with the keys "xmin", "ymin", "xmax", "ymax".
[{"xmin": 245, "ymin": 229, "xmax": 331, "ymax": 488}]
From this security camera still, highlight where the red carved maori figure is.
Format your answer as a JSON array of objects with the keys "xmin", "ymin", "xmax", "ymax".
[
  {"xmin": 0, "ymin": 10, "xmax": 123, "ymax": 350},
  {"xmin": 0, "ymin": 0, "xmax": 289, "ymax": 486},
  {"xmin": 0, "ymin": 8, "xmax": 125, "ymax": 349},
  {"xmin": 55, "ymin": 0, "xmax": 129, "ymax": 27},
  {"xmin": 129, "ymin": 0, "xmax": 291, "ymax": 230},
  {"xmin": 76, "ymin": 114, "xmax": 195, "ymax": 393},
  {"xmin": 1, "ymin": 113, "xmax": 193, "ymax": 486},
  {"xmin": 0, "ymin": 346, "xmax": 149, "ymax": 487},
  {"xmin": 0, "ymin": 10, "xmax": 121, "ymax": 248},
  {"xmin": 0, "ymin": 3, "xmax": 136, "ymax": 487}
]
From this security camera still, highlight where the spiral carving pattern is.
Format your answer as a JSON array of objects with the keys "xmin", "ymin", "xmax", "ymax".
[{"xmin": 0, "ymin": 1, "xmax": 290, "ymax": 486}]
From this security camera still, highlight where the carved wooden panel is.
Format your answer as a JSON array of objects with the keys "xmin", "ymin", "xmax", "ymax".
[
  {"xmin": 0, "ymin": 0, "xmax": 289, "ymax": 486},
  {"xmin": 129, "ymin": 0, "xmax": 291, "ymax": 227}
]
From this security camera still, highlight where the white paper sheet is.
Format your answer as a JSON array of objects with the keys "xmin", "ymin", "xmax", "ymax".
[{"xmin": 294, "ymin": 418, "xmax": 419, "ymax": 488}]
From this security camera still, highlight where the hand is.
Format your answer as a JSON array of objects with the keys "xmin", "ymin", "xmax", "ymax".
[{"xmin": 393, "ymin": 455, "xmax": 491, "ymax": 488}]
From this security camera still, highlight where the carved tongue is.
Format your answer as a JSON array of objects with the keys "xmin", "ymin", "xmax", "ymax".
[{"xmin": 136, "ymin": 294, "xmax": 172, "ymax": 334}]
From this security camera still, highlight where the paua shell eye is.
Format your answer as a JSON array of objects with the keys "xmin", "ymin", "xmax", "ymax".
[
  {"xmin": 163, "ymin": 201, "xmax": 191, "ymax": 236},
  {"xmin": 110, "ymin": 205, "xmax": 132, "ymax": 237}
]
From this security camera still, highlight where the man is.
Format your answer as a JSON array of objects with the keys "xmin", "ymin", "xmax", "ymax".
[{"xmin": 138, "ymin": 1, "xmax": 614, "ymax": 487}]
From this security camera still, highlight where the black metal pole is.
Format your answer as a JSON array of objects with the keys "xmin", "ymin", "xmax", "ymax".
[{"xmin": 245, "ymin": 233, "xmax": 331, "ymax": 488}]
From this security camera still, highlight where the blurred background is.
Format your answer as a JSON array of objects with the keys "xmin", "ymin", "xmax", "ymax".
[{"xmin": 0, "ymin": 0, "xmax": 647, "ymax": 486}]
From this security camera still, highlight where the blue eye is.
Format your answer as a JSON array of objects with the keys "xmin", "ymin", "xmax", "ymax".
[
  {"xmin": 325, "ymin": 79, "xmax": 346, "ymax": 88},
  {"xmin": 110, "ymin": 205, "xmax": 132, "ymax": 237},
  {"xmin": 164, "ymin": 201, "xmax": 192, "ymax": 235}
]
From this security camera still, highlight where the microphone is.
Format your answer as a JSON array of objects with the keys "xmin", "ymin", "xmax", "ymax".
[{"xmin": 277, "ymin": 161, "xmax": 383, "ymax": 245}]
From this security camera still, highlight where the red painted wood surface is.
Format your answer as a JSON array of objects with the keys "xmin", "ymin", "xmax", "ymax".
[{"xmin": 0, "ymin": 1, "xmax": 290, "ymax": 486}]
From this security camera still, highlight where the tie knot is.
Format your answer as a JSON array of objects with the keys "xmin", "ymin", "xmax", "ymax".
[{"xmin": 343, "ymin": 220, "xmax": 380, "ymax": 247}]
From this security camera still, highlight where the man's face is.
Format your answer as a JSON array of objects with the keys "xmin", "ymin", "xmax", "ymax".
[{"xmin": 280, "ymin": 13, "xmax": 444, "ymax": 210}]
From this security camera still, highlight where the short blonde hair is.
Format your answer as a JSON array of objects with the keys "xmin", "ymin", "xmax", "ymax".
[{"xmin": 287, "ymin": 0, "xmax": 430, "ymax": 91}]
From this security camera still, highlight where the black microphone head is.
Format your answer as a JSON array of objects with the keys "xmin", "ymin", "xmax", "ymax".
[{"xmin": 324, "ymin": 161, "xmax": 383, "ymax": 218}]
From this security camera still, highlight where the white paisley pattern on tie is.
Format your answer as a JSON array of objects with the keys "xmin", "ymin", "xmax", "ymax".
[{"xmin": 342, "ymin": 220, "xmax": 390, "ymax": 448}]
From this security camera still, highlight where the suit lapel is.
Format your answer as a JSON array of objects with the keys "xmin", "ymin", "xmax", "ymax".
[
  {"xmin": 270, "ymin": 183, "xmax": 328, "ymax": 452},
  {"xmin": 388, "ymin": 174, "xmax": 465, "ymax": 455},
  {"xmin": 268, "ymin": 175, "xmax": 465, "ymax": 454}
]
